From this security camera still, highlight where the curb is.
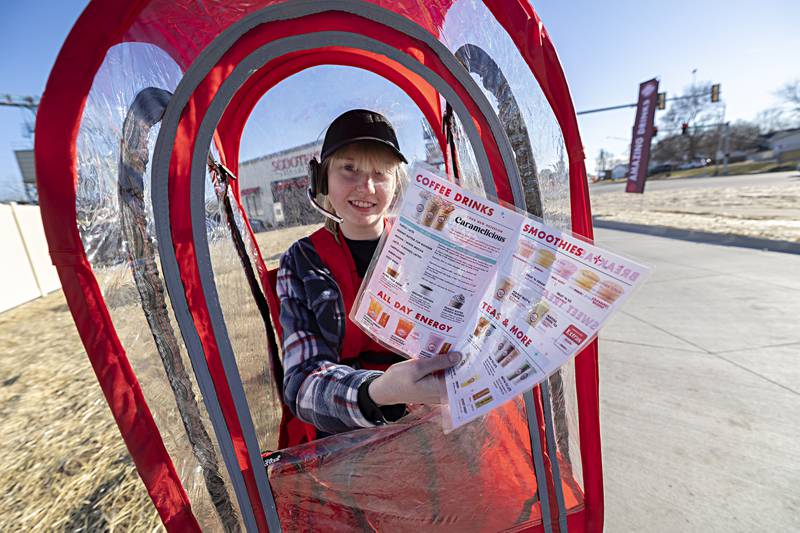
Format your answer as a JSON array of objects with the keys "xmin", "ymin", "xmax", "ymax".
[{"xmin": 592, "ymin": 218, "xmax": 800, "ymax": 255}]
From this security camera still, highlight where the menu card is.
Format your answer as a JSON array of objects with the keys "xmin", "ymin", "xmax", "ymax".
[{"xmin": 352, "ymin": 165, "xmax": 649, "ymax": 429}]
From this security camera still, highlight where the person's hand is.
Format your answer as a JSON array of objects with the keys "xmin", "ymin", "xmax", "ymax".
[{"xmin": 368, "ymin": 352, "xmax": 462, "ymax": 406}]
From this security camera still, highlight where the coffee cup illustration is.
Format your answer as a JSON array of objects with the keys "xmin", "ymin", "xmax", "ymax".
[
  {"xmin": 421, "ymin": 196, "xmax": 441, "ymax": 227},
  {"xmin": 473, "ymin": 317, "xmax": 490, "ymax": 337},
  {"xmin": 414, "ymin": 190, "xmax": 431, "ymax": 222},
  {"xmin": 394, "ymin": 319, "xmax": 414, "ymax": 339},
  {"xmin": 472, "ymin": 388, "xmax": 491, "ymax": 401},
  {"xmin": 460, "ymin": 376, "xmax": 478, "ymax": 388},
  {"xmin": 425, "ymin": 333, "xmax": 445, "ymax": 354},
  {"xmin": 449, "ymin": 293, "xmax": 465, "ymax": 309},
  {"xmin": 385, "ymin": 259, "xmax": 401, "ymax": 280},
  {"xmin": 367, "ymin": 298, "xmax": 382, "ymax": 321},
  {"xmin": 433, "ymin": 202, "xmax": 455, "ymax": 230},
  {"xmin": 493, "ymin": 337, "xmax": 510, "ymax": 358},
  {"xmin": 507, "ymin": 363, "xmax": 532, "ymax": 382},
  {"xmin": 525, "ymin": 301, "xmax": 550, "ymax": 327},
  {"xmin": 494, "ymin": 343, "xmax": 516, "ymax": 364},
  {"xmin": 498, "ymin": 347, "xmax": 520, "ymax": 367},
  {"xmin": 494, "ymin": 277, "xmax": 514, "ymax": 301},
  {"xmin": 474, "ymin": 395, "xmax": 493, "ymax": 409}
]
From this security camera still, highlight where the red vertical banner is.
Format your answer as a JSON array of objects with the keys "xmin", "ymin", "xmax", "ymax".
[{"xmin": 625, "ymin": 78, "xmax": 659, "ymax": 193}]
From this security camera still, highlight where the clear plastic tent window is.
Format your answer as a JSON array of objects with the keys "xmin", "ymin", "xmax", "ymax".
[{"xmin": 36, "ymin": 1, "xmax": 600, "ymax": 531}]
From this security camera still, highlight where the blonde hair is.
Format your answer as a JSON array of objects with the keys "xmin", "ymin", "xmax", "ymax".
[{"xmin": 320, "ymin": 142, "xmax": 407, "ymax": 236}]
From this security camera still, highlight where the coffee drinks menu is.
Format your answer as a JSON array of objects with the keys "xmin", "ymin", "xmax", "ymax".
[{"xmin": 352, "ymin": 165, "xmax": 650, "ymax": 430}]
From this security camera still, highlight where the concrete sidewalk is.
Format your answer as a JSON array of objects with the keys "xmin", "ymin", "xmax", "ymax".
[{"xmin": 594, "ymin": 228, "xmax": 800, "ymax": 532}]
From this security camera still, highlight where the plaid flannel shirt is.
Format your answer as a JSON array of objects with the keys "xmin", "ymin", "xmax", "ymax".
[{"xmin": 276, "ymin": 237, "xmax": 383, "ymax": 434}]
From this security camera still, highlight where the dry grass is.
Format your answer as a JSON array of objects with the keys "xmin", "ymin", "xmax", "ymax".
[
  {"xmin": 592, "ymin": 181, "xmax": 800, "ymax": 243},
  {"xmin": 0, "ymin": 291, "xmax": 161, "ymax": 532},
  {"xmin": 0, "ymin": 223, "xmax": 321, "ymax": 531}
]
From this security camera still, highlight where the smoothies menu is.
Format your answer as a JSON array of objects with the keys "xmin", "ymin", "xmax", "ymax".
[{"xmin": 351, "ymin": 166, "xmax": 650, "ymax": 429}]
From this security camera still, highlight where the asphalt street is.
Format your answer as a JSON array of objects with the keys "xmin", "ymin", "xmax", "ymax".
[
  {"xmin": 594, "ymin": 227, "xmax": 799, "ymax": 532},
  {"xmin": 589, "ymin": 170, "xmax": 798, "ymax": 195}
]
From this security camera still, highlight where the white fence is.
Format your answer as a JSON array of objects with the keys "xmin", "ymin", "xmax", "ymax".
[{"xmin": 0, "ymin": 203, "xmax": 61, "ymax": 313}]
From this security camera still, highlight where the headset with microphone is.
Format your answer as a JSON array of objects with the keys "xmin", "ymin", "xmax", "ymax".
[{"xmin": 306, "ymin": 156, "xmax": 343, "ymax": 223}]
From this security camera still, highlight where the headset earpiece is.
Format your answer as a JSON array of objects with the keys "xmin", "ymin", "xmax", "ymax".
[
  {"xmin": 308, "ymin": 157, "xmax": 326, "ymax": 197},
  {"xmin": 307, "ymin": 156, "xmax": 342, "ymax": 223}
]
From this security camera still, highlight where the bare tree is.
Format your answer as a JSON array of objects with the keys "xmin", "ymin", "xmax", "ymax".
[
  {"xmin": 776, "ymin": 80, "xmax": 800, "ymax": 114},
  {"xmin": 755, "ymin": 107, "xmax": 795, "ymax": 134},
  {"xmin": 651, "ymin": 134, "xmax": 684, "ymax": 163},
  {"xmin": 595, "ymin": 148, "xmax": 611, "ymax": 174},
  {"xmin": 726, "ymin": 120, "xmax": 762, "ymax": 152},
  {"xmin": 660, "ymin": 81, "xmax": 721, "ymax": 161}
]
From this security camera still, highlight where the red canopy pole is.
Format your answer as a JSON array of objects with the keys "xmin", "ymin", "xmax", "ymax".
[
  {"xmin": 483, "ymin": 2, "xmax": 602, "ymax": 532},
  {"xmin": 34, "ymin": 0, "xmax": 200, "ymax": 530}
]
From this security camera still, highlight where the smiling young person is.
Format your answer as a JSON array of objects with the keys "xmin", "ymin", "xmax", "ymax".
[{"xmin": 276, "ymin": 109, "xmax": 461, "ymax": 440}]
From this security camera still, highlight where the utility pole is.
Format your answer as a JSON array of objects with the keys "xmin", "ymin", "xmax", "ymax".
[
  {"xmin": 1, "ymin": 95, "xmax": 41, "ymax": 202},
  {"xmin": 0, "ymin": 94, "xmax": 39, "ymax": 138}
]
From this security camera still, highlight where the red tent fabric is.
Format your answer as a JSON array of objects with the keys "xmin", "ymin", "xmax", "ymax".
[{"xmin": 36, "ymin": 1, "xmax": 599, "ymax": 531}]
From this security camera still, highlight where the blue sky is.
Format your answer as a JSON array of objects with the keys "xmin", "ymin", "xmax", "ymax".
[{"xmin": 1, "ymin": 0, "xmax": 798, "ymax": 199}]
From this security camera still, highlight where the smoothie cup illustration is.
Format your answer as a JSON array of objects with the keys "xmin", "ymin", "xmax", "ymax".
[
  {"xmin": 438, "ymin": 342, "xmax": 452, "ymax": 355},
  {"xmin": 394, "ymin": 319, "xmax": 414, "ymax": 339},
  {"xmin": 597, "ymin": 280, "xmax": 624, "ymax": 303},
  {"xmin": 494, "ymin": 277, "xmax": 514, "ymax": 301},
  {"xmin": 367, "ymin": 298, "xmax": 382, "ymax": 320},
  {"xmin": 525, "ymin": 301, "xmax": 550, "ymax": 327},
  {"xmin": 421, "ymin": 196, "xmax": 441, "ymax": 227},
  {"xmin": 517, "ymin": 239, "xmax": 536, "ymax": 259},
  {"xmin": 575, "ymin": 269, "xmax": 600, "ymax": 291},
  {"xmin": 498, "ymin": 347, "xmax": 520, "ymax": 367},
  {"xmin": 474, "ymin": 396, "xmax": 493, "ymax": 409},
  {"xmin": 554, "ymin": 258, "xmax": 577, "ymax": 280},
  {"xmin": 533, "ymin": 248, "xmax": 556, "ymax": 269},
  {"xmin": 473, "ymin": 317, "xmax": 490, "ymax": 337},
  {"xmin": 378, "ymin": 312, "xmax": 390, "ymax": 328},
  {"xmin": 433, "ymin": 202, "xmax": 455, "ymax": 230}
]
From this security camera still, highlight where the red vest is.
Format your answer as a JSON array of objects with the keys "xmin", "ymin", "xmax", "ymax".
[
  {"xmin": 277, "ymin": 226, "xmax": 398, "ymax": 448},
  {"xmin": 268, "ymin": 226, "xmax": 581, "ymax": 531}
]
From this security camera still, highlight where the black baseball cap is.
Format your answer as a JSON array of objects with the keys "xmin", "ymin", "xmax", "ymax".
[{"xmin": 320, "ymin": 109, "xmax": 408, "ymax": 163}]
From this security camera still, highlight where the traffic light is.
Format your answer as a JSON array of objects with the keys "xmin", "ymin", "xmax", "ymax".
[
  {"xmin": 657, "ymin": 92, "xmax": 666, "ymax": 110},
  {"xmin": 681, "ymin": 123, "xmax": 689, "ymax": 135},
  {"xmin": 710, "ymin": 83, "xmax": 721, "ymax": 103}
]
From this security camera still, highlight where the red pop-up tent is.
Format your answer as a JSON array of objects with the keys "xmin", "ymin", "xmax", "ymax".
[{"xmin": 36, "ymin": 1, "xmax": 599, "ymax": 531}]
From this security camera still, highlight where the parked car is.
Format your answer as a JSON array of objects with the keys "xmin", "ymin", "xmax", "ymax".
[
  {"xmin": 249, "ymin": 217, "xmax": 268, "ymax": 233},
  {"xmin": 677, "ymin": 159, "xmax": 712, "ymax": 170},
  {"xmin": 649, "ymin": 163, "xmax": 673, "ymax": 175}
]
